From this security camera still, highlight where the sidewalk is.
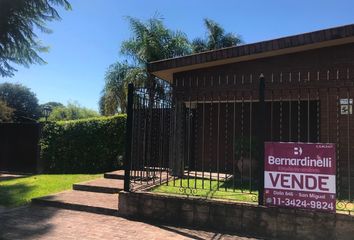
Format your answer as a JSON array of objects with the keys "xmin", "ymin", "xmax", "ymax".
[{"xmin": 0, "ymin": 205, "xmax": 261, "ymax": 240}]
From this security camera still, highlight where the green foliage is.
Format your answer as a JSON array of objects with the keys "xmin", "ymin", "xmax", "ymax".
[
  {"xmin": 99, "ymin": 62, "xmax": 145, "ymax": 115},
  {"xmin": 99, "ymin": 15, "xmax": 191, "ymax": 113},
  {"xmin": 0, "ymin": 100, "xmax": 14, "ymax": 122},
  {"xmin": 121, "ymin": 16, "xmax": 191, "ymax": 64},
  {"xmin": 40, "ymin": 101, "xmax": 64, "ymax": 110},
  {"xmin": 0, "ymin": 0, "xmax": 71, "ymax": 77},
  {"xmin": 0, "ymin": 82, "xmax": 40, "ymax": 122},
  {"xmin": 40, "ymin": 115, "xmax": 126, "ymax": 173},
  {"xmin": 192, "ymin": 18, "xmax": 243, "ymax": 53},
  {"xmin": 47, "ymin": 102, "xmax": 99, "ymax": 121}
]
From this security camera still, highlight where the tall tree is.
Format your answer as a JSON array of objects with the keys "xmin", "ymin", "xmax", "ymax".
[
  {"xmin": 120, "ymin": 16, "xmax": 191, "ymax": 105},
  {"xmin": 0, "ymin": 0, "xmax": 71, "ymax": 77},
  {"xmin": 100, "ymin": 16, "xmax": 191, "ymax": 114},
  {"xmin": 0, "ymin": 82, "xmax": 40, "ymax": 121},
  {"xmin": 99, "ymin": 62, "xmax": 145, "ymax": 115},
  {"xmin": 0, "ymin": 100, "xmax": 14, "ymax": 122},
  {"xmin": 192, "ymin": 19, "xmax": 243, "ymax": 53}
]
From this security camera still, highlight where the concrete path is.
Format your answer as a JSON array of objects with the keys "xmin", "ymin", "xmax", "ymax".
[
  {"xmin": 0, "ymin": 173, "xmax": 27, "ymax": 181},
  {"xmin": 0, "ymin": 205, "xmax": 261, "ymax": 240}
]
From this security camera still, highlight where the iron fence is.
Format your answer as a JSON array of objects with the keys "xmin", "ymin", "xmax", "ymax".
[{"xmin": 124, "ymin": 69, "xmax": 354, "ymax": 215}]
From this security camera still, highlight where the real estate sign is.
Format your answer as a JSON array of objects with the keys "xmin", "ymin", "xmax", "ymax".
[{"xmin": 264, "ymin": 142, "xmax": 336, "ymax": 212}]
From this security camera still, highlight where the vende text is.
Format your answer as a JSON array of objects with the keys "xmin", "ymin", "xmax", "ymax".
[{"xmin": 264, "ymin": 171, "xmax": 335, "ymax": 193}]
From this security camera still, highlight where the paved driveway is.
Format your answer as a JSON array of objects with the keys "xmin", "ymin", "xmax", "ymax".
[{"xmin": 0, "ymin": 206, "xmax": 261, "ymax": 240}]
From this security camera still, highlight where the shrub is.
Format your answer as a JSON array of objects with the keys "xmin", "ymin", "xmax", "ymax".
[
  {"xmin": 47, "ymin": 102, "xmax": 99, "ymax": 121},
  {"xmin": 40, "ymin": 115, "xmax": 126, "ymax": 173}
]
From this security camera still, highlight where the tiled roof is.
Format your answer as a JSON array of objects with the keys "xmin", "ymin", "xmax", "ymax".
[{"xmin": 148, "ymin": 24, "xmax": 354, "ymax": 77}]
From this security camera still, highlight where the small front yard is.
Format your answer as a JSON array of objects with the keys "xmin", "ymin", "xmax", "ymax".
[
  {"xmin": 0, "ymin": 174, "xmax": 101, "ymax": 207},
  {"xmin": 150, "ymin": 178, "xmax": 258, "ymax": 203}
]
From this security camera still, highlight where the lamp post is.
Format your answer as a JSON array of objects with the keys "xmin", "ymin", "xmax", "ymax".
[{"xmin": 43, "ymin": 105, "xmax": 52, "ymax": 122}]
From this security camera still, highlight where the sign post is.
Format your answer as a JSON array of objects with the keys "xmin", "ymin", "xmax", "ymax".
[{"xmin": 264, "ymin": 142, "xmax": 336, "ymax": 212}]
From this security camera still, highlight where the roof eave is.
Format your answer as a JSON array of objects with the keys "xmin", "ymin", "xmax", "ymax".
[{"xmin": 151, "ymin": 36, "xmax": 354, "ymax": 82}]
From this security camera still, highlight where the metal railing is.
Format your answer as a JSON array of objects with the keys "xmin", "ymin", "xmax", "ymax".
[{"xmin": 124, "ymin": 70, "xmax": 354, "ymax": 214}]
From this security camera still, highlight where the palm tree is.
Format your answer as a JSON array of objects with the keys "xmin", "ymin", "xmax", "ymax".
[
  {"xmin": 192, "ymin": 19, "xmax": 243, "ymax": 53},
  {"xmin": 120, "ymin": 16, "xmax": 191, "ymax": 105},
  {"xmin": 100, "ymin": 62, "xmax": 145, "ymax": 115},
  {"xmin": 100, "ymin": 16, "xmax": 191, "ymax": 114}
]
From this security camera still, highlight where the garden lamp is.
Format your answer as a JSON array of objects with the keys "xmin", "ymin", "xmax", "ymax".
[{"xmin": 43, "ymin": 105, "xmax": 52, "ymax": 122}]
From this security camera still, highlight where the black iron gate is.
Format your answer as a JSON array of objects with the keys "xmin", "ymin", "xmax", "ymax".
[{"xmin": 124, "ymin": 70, "xmax": 354, "ymax": 214}]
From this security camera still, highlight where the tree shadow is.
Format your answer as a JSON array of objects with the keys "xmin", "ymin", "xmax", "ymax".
[
  {"xmin": 0, "ymin": 182, "xmax": 36, "ymax": 207},
  {"xmin": 124, "ymin": 216, "xmax": 264, "ymax": 240},
  {"xmin": 0, "ymin": 178, "xmax": 61, "ymax": 239},
  {"xmin": 0, "ymin": 205, "xmax": 60, "ymax": 240}
]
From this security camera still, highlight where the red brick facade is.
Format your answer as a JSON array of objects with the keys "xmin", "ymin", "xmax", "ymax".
[{"xmin": 171, "ymin": 43, "xmax": 354, "ymax": 198}]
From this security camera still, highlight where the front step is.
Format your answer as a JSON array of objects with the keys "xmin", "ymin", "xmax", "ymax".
[
  {"xmin": 73, "ymin": 178, "xmax": 123, "ymax": 194},
  {"xmin": 104, "ymin": 170, "xmax": 125, "ymax": 180},
  {"xmin": 32, "ymin": 190, "xmax": 119, "ymax": 216}
]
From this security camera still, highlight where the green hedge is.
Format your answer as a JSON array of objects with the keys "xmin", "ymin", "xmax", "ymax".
[{"xmin": 40, "ymin": 115, "xmax": 126, "ymax": 173}]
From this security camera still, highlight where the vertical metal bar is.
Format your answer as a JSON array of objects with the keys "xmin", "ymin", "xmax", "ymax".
[
  {"xmin": 142, "ymin": 94, "xmax": 147, "ymax": 184},
  {"xmin": 130, "ymin": 95, "xmax": 135, "ymax": 183},
  {"xmin": 327, "ymin": 88, "xmax": 330, "ymax": 143},
  {"xmin": 146, "ymin": 94, "xmax": 153, "ymax": 183},
  {"xmin": 217, "ymin": 94, "xmax": 221, "ymax": 190},
  {"xmin": 336, "ymin": 88, "xmax": 340, "ymax": 198},
  {"xmin": 132, "ymin": 94, "xmax": 137, "ymax": 182},
  {"xmin": 152, "ymin": 98, "xmax": 156, "ymax": 184},
  {"xmin": 194, "ymin": 93, "xmax": 198, "ymax": 189},
  {"xmin": 317, "ymin": 89, "xmax": 320, "ymax": 143},
  {"xmin": 249, "ymin": 93, "xmax": 253, "ymax": 193},
  {"xmin": 135, "ymin": 95, "xmax": 141, "ymax": 182},
  {"xmin": 347, "ymin": 88, "xmax": 351, "ymax": 201},
  {"xmin": 202, "ymin": 95, "xmax": 205, "ymax": 189},
  {"xmin": 307, "ymin": 89, "xmax": 310, "ymax": 142},
  {"xmin": 159, "ymin": 99, "xmax": 164, "ymax": 185},
  {"xmin": 179, "ymin": 93, "xmax": 185, "ymax": 188},
  {"xmin": 270, "ymin": 90, "xmax": 274, "ymax": 141},
  {"xmin": 124, "ymin": 83, "xmax": 134, "ymax": 192},
  {"xmin": 298, "ymin": 87, "xmax": 301, "ymax": 142},
  {"xmin": 209, "ymin": 93, "xmax": 213, "ymax": 191},
  {"xmin": 166, "ymin": 98, "xmax": 170, "ymax": 186},
  {"xmin": 289, "ymin": 90, "xmax": 292, "ymax": 141},
  {"xmin": 258, "ymin": 74, "xmax": 265, "ymax": 205},
  {"xmin": 225, "ymin": 93, "xmax": 229, "ymax": 191},
  {"xmin": 187, "ymin": 96, "xmax": 191, "ymax": 188},
  {"xmin": 280, "ymin": 91, "xmax": 283, "ymax": 141},
  {"xmin": 233, "ymin": 93, "xmax": 236, "ymax": 192},
  {"xmin": 173, "ymin": 95, "xmax": 178, "ymax": 187},
  {"xmin": 241, "ymin": 92, "xmax": 244, "ymax": 192}
]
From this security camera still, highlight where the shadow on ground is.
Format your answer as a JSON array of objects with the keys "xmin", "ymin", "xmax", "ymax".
[
  {"xmin": 122, "ymin": 215, "xmax": 263, "ymax": 240},
  {"xmin": 0, "ymin": 182, "xmax": 35, "ymax": 207},
  {"xmin": 0, "ymin": 206, "xmax": 59, "ymax": 240}
]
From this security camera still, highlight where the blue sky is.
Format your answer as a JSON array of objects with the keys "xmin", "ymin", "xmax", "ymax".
[{"xmin": 2, "ymin": 0, "xmax": 354, "ymax": 111}]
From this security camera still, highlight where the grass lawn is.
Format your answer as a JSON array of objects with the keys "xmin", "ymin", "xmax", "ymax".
[
  {"xmin": 150, "ymin": 178, "xmax": 258, "ymax": 203},
  {"xmin": 0, "ymin": 174, "xmax": 101, "ymax": 207}
]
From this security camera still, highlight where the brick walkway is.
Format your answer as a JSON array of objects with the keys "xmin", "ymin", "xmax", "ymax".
[{"xmin": 0, "ymin": 205, "xmax": 261, "ymax": 240}]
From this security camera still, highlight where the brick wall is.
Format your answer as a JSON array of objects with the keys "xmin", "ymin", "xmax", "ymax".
[
  {"xmin": 172, "ymin": 43, "xmax": 354, "ymax": 198},
  {"xmin": 119, "ymin": 191, "xmax": 354, "ymax": 240}
]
